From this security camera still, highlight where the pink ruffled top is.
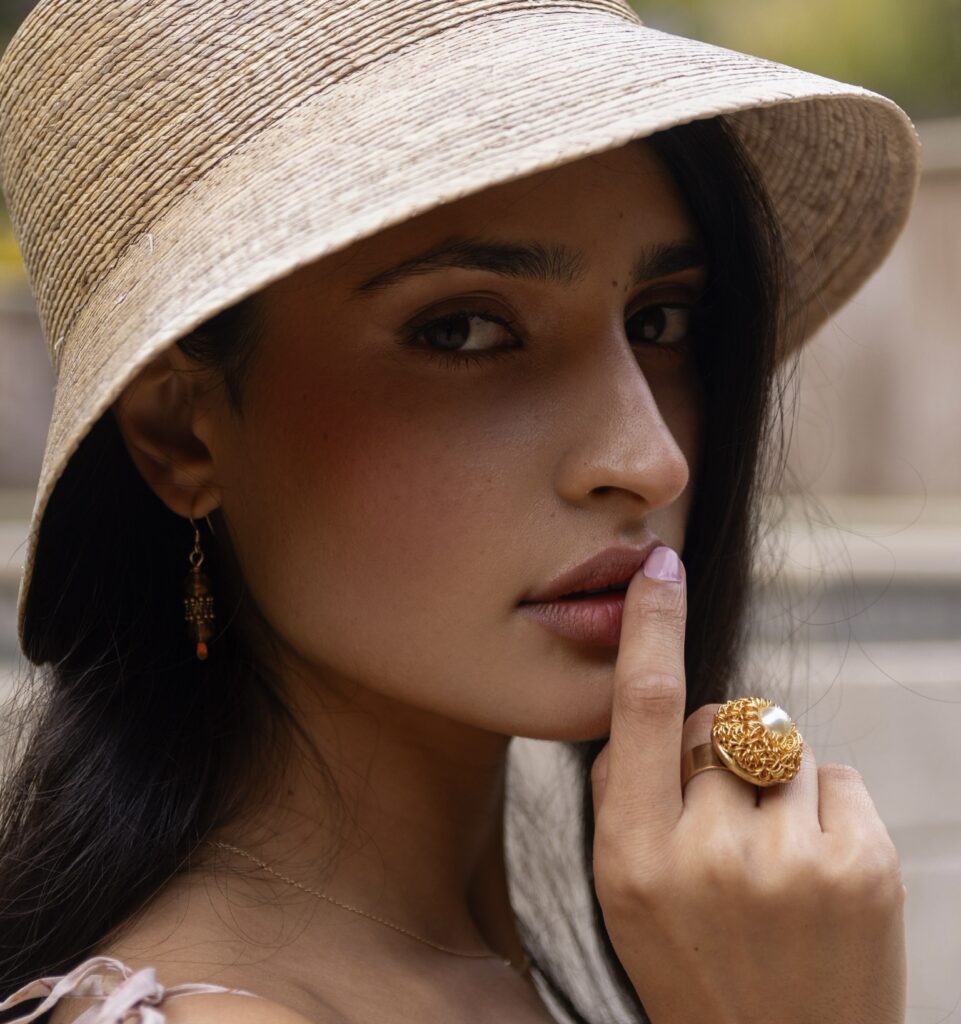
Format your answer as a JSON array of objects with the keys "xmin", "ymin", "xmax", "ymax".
[{"xmin": 0, "ymin": 956, "xmax": 263, "ymax": 1023}]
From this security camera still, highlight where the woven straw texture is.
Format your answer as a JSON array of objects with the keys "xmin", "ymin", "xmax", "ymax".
[{"xmin": 0, "ymin": 0, "xmax": 922, "ymax": 645}]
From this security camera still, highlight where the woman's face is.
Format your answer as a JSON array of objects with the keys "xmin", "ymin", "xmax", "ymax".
[{"xmin": 203, "ymin": 139, "xmax": 706, "ymax": 741}]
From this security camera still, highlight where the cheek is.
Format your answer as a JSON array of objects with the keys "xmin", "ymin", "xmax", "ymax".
[
  {"xmin": 216, "ymin": 343, "xmax": 703, "ymax": 738},
  {"xmin": 223, "ymin": 358, "xmax": 525, "ymax": 696}
]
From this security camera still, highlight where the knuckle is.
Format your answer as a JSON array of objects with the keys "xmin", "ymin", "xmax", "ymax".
[
  {"xmin": 633, "ymin": 583, "xmax": 686, "ymax": 630},
  {"xmin": 593, "ymin": 832, "xmax": 663, "ymax": 910},
  {"xmin": 818, "ymin": 839, "xmax": 905, "ymax": 912},
  {"xmin": 617, "ymin": 670, "xmax": 685, "ymax": 716},
  {"xmin": 819, "ymin": 763, "xmax": 883, "ymax": 816},
  {"xmin": 646, "ymin": 606, "xmax": 688, "ymax": 643},
  {"xmin": 858, "ymin": 843, "xmax": 905, "ymax": 903},
  {"xmin": 819, "ymin": 762, "xmax": 865, "ymax": 786},
  {"xmin": 700, "ymin": 835, "xmax": 812, "ymax": 907}
]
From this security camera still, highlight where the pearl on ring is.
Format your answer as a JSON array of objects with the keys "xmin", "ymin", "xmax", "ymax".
[
  {"xmin": 759, "ymin": 704, "xmax": 794, "ymax": 736},
  {"xmin": 707, "ymin": 697, "xmax": 804, "ymax": 787}
]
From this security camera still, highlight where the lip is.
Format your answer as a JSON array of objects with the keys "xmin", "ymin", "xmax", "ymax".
[
  {"xmin": 517, "ymin": 591, "xmax": 630, "ymax": 647},
  {"xmin": 517, "ymin": 540, "xmax": 664, "ymax": 648},
  {"xmin": 519, "ymin": 541, "xmax": 663, "ymax": 604}
]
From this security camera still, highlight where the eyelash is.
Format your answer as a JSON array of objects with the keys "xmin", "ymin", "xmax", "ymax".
[
  {"xmin": 399, "ymin": 309, "xmax": 520, "ymax": 370},
  {"xmin": 398, "ymin": 303, "xmax": 698, "ymax": 370}
]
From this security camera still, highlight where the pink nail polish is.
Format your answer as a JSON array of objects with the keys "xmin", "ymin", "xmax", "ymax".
[{"xmin": 643, "ymin": 545, "xmax": 682, "ymax": 582}]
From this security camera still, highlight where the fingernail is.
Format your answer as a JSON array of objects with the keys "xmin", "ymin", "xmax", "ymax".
[{"xmin": 642, "ymin": 545, "xmax": 682, "ymax": 582}]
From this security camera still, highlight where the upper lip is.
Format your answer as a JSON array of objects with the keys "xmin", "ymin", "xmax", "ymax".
[{"xmin": 520, "ymin": 539, "xmax": 664, "ymax": 603}]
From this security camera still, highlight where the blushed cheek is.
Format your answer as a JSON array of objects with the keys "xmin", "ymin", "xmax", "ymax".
[{"xmin": 226, "ymin": 369, "xmax": 512, "ymax": 662}]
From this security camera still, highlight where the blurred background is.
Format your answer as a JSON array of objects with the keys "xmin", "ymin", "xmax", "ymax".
[{"xmin": 1, "ymin": 2, "xmax": 959, "ymax": 1022}]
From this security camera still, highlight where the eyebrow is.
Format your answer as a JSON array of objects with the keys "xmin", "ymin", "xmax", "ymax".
[{"xmin": 350, "ymin": 235, "xmax": 708, "ymax": 295}]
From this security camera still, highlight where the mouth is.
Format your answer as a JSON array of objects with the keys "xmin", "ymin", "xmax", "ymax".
[
  {"xmin": 517, "ymin": 541, "xmax": 661, "ymax": 647},
  {"xmin": 517, "ymin": 587, "xmax": 628, "ymax": 647},
  {"xmin": 519, "ymin": 540, "xmax": 661, "ymax": 605},
  {"xmin": 550, "ymin": 582, "xmax": 631, "ymax": 601}
]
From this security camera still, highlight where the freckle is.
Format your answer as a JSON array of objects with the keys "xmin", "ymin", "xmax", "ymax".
[{"xmin": 611, "ymin": 280, "xmax": 618, "ymax": 288}]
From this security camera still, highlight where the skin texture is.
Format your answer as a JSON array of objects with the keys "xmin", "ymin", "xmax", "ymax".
[
  {"xmin": 103, "ymin": 138, "xmax": 703, "ymax": 1023},
  {"xmin": 100, "ymin": 135, "xmax": 906, "ymax": 1024},
  {"xmin": 590, "ymin": 562, "xmax": 907, "ymax": 1024}
]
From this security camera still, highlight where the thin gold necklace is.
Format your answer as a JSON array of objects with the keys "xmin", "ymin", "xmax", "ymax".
[{"xmin": 205, "ymin": 839, "xmax": 533, "ymax": 977}]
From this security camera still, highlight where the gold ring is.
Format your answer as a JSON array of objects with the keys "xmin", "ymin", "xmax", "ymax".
[{"xmin": 680, "ymin": 697, "xmax": 804, "ymax": 790}]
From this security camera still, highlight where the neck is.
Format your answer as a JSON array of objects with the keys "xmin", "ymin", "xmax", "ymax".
[{"xmin": 208, "ymin": 652, "xmax": 528, "ymax": 969}]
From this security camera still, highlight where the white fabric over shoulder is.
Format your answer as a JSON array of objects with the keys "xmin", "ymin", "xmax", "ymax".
[{"xmin": 0, "ymin": 955, "xmax": 261, "ymax": 1023}]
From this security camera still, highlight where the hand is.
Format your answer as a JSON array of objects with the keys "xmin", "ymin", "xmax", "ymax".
[{"xmin": 589, "ymin": 546, "xmax": 907, "ymax": 1024}]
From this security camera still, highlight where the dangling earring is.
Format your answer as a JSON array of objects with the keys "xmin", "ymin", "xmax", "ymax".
[{"xmin": 184, "ymin": 518, "xmax": 215, "ymax": 661}]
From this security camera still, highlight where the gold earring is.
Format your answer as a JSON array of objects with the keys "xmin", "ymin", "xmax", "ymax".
[{"xmin": 184, "ymin": 518, "xmax": 215, "ymax": 660}]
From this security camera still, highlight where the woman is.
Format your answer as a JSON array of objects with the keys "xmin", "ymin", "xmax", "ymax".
[{"xmin": 0, "ymin": 1, "xmax": 921, "ymax": 1022}]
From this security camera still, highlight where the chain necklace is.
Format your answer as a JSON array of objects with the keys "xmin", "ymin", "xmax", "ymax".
[{"xmin": 205, "ymin": 840, "xmax": 533, "ymax": 977}]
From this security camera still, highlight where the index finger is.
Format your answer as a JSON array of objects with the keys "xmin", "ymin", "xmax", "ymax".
[{"xmin": 598, "ymin": 544, "xmax": 688, "ymax": 841}]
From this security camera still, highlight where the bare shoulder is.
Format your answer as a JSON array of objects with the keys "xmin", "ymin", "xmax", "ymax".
[
  {"xmin": 161, "ymin": 991, "xmax": 348, "ymax": 1023},
  {"xmin": 46, "ymin": 973, "xmax": 350, "ymax": 1024},
  {"xmin": 49, "ymin": 991, "xmax": 346, "ymax": 1024}
]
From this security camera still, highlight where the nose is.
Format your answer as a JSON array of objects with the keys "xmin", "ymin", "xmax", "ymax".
[{"xmin": 552, "ymin": 341, "xmax": 695, "ymax": 515}]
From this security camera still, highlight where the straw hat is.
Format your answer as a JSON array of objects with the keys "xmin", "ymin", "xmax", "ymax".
[{"xmin": 0, "ymin": 0, "xmax": 921, "ymax": 652}]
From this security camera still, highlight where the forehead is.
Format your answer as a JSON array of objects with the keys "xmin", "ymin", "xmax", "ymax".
[{"xmin": 278, "ymin": 139, "xmax": 696, "ymax": 295}]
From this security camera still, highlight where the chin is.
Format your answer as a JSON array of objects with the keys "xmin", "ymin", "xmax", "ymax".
[{"xmin": 504, "ymin": 695, "xmax": 614, "ymax": 744}]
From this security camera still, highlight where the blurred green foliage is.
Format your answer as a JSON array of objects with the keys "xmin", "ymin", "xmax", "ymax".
[
  {"xmin": 635, "ymin": 0, "xmax": 961, "ymax": 120},
  {"xmin": 0, "ymin": 1, "xmax": 33, "ymax": 38},
  {"xmin": 2, "ymin": 0, "xmax": 959, "ymax": 117},
  {"xmin": 2, "ymin": 0, "xmax": 958, "ymax": 118}
]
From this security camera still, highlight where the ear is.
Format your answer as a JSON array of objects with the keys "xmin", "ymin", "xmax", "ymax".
[{"xmin": 112, "ymin": 345, "xmax": 225, "ymax": 520}]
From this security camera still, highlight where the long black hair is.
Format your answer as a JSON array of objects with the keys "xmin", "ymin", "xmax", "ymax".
[{"xmin": 0, "ymin": 114, "xmax": 799, "ymax": 1023}]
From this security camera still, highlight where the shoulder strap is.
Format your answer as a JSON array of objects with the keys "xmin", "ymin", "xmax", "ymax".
[{"xmin": 0, "ymin": 955, "xmax": 261, "ymax": 1023}]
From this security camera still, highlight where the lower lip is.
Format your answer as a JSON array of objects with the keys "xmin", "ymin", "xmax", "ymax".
[{"xmin": 517, "ymin": 592, "xmax": 626, "ymax": 647}]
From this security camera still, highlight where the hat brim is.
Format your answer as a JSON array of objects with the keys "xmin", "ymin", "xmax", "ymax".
[{"xmin": 17, "ymin": 10, "xmax": 921, "ymax": 644}]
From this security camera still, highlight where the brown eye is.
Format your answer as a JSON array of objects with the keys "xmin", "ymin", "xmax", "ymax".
[
  {"xmin": 626, "ymin": 304, "xmax": 693, "ymax": 348},
  {"xmin": 398, "ymin": 307, "xmax": 521, "ymax": 369},
  {"xmin": 413, "ymin": 312, "xmax": 514, "ymax": 353}
]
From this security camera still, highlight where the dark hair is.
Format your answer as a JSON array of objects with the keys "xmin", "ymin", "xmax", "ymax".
[{"xmin": 0, "ymin": 114, "xmax": 798, "ymax": 1023}]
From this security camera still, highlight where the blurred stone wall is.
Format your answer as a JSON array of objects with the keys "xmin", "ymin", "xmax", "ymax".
[
  {"xmin": 786, "ymin": 117, "xmax": 961, "ymax": 497},
  {"xmin": 0, "ymin": 289, "xmax": 53, "ymax": 488}
]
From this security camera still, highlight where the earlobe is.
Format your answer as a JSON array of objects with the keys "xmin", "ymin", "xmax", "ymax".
[{"xmin": 112, "ymin": 346, "xmax": 223, "ymax": 520}]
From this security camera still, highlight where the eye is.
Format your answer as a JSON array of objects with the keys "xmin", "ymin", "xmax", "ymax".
[
  {"xmin": 398, "ymin": 308, "xmax": 521, "ymax": 368},
  {"xmin": 396, "ymin": 300, "xmax": 696, "ymax": 370},
  {"xmin": 626, "ymin": 303, "xmax": 695, "ymax": 352}
]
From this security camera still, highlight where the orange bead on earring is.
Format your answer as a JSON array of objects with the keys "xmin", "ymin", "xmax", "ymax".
[{"xmin": 183, "ymin": 519, "xmax": 215, "ymax": 660}]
